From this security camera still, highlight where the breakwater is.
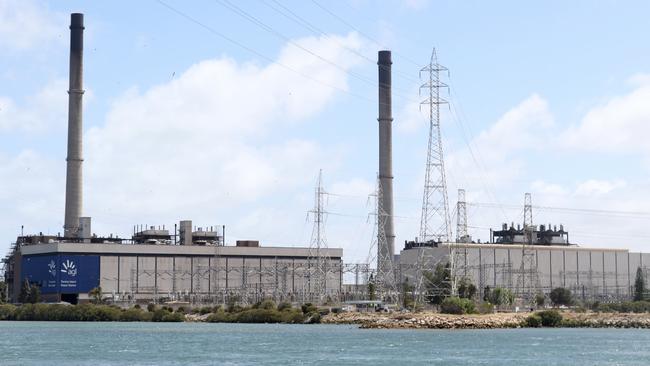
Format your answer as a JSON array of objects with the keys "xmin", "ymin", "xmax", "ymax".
[{"xmin": 322, "ymin": 311, "xmax": 650, "ymax": 329}]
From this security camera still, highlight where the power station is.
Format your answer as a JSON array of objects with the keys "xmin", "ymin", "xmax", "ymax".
[{"xmin": 3, "ymin": 13, "xmax": 650, "ymax": 306}]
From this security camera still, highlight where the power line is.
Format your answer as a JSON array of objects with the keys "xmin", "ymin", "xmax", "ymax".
[
  {"xmin": 156, "ymin": 0, "xmax": 377, "ymax": 104},
  {"xmin": 310, "ymin": 0, "xmax": 422, "ymax": 68}
]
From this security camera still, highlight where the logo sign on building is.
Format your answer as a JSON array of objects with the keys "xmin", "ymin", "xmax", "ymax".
[{"xmin": 21, "ymin": 255, "xmax": 100, "ymax": 294}]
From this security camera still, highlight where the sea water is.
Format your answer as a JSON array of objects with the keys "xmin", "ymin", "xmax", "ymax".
[{"xmin": 1, "ymin": 322, "xmax": 649, "ymax": 365}]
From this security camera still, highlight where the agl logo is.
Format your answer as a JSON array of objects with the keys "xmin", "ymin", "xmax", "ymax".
[{"xmin": 60, "ymin": 260, "xmax": 77, "ymax": 277}]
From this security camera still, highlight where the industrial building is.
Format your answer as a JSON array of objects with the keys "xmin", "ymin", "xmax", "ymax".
[
  {"xmin": 398, "ymin": 239, "xmax": 649, "ymax": 302},
  {"xmin": 2, "ymin": 13, "xmax": 343, "ymax": 305}
]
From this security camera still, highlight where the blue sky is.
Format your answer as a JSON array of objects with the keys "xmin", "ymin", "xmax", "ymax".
[{"xmin": 2, "ymin": 0, "xmax": 650, "ymax": 262}]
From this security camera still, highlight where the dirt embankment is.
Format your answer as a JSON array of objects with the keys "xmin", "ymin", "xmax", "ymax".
[{"xmin": 321, "ymin": 311, "xmax": 650, "ymax": 329}]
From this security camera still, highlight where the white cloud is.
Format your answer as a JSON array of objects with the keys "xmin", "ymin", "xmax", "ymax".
[
  {"xmin": 575, "ymin": 179, "xmax": 626, "ymax": 196},
  {"xmin": 445, "ymin": 94, "xmax": 554, "ymax": 189},
  {"xmin": 82, "ymin": 32, "xmax": 364, "ymax": 238},
  {"xmin": 0, "ymin": 79, "xmax": 68, "ymax": 132},
  {"xmin": 0, "ymin": 0, "xmax": 64, "ymax": 50},
  {"xmin": 330, "ymin": 178, "xmax": 374, "ymax": 197},
  {"xmin": 531, "ymin": 180, "xmax": 568, "ymax": 196},
  {"xmin": 562, "ymin": 78, "xmax": 650, "ymax": 154}
]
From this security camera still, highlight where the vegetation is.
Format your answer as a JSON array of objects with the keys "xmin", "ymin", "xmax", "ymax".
[
  {"xmin": 367, "ymin": 275, "xmax": 376, "ymax": 301},
  {"xmin": 0, "ymin": 303, "xmax": 185, "ymax": 322},
  {"xmin": 457, "ymin": 278, "xmax": 477, "ymax": 300},
  {"xmin": 206, "ymin": 300, "xmax": 313, "ymax": 324},
  {"xmin": 524, "ymin": 310, "xmax": 563, "ymax": 328},
  {"xmin": 537, "ymin": 310, "xmax": 563, "ymax": 327},
  {"xmin": 634, "ymin": 267, "xmax": 646, "ymax": 302},
  {"xmin": 549, "ymin": 288, "xmax": 573, "ymax": 306},
  {"xmin": 0, "ymin": 281, "xmax": 7, "ymax": 303},
  {"xmin": 423, "ymin": 262, "xmax": 451, "ymax": 305},
  {"xmin": 88, "ymin": 287, "xmax": 103, "ymax": 304},
  {"xmin": 596, "ymin": 301, "xmax": 650, "ymax": 313},
  {"xmin": 485, "ymin": 287, "xmax": 514, "ymax": 307},
  {"xmin": 524, "ymin": 314, "xmax": 542, "ymax": 327},
  {"xmin": 401, "ymin": 279, "xmax": 416, "ymax": 310},
  {"xmin": 18, "ymin": 280, "xmax": 40, "ymax": 304},
  {"xmin": 439, "ymin": 297, "xmax": 476, "ymax": 315},
  {"xmin": 534, "ymin": 293, "xmax": 545, "ymax": 307}
]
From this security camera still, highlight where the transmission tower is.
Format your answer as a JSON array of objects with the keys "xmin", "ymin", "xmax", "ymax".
[
  {"xmin": 416, "ymin": 48, "xmax": 456, "ymax": 297},
  {"xmin": 374, "ymin": 176, "xmax": 398, "ymax": 302},
  {"xmin": 456, "ymin": 189, "xmax": 468, "ymax": 243},
  {"xmin": 524, "ymin": 192, "xmax": 533, "ymax": 227},
  {"xmin": 419, "ymin": 48, "xmax": 451, "ymax": 244},
  {"xmin": 516, "ymin": 192, "xmax": 539, "ymax": 301},
  {"xmin": 307, "ymin": 170, "xmax": 330, "ymax": 303}
]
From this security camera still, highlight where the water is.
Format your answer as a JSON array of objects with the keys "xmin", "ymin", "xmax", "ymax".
[{"xmin": 1, "ymin": 322, "xmax": 649, "ymax": 365}]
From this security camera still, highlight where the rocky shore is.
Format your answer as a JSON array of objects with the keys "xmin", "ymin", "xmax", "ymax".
[{"xmin": 321, "ymin": 311, "xmax": 650, "ymax": 329}]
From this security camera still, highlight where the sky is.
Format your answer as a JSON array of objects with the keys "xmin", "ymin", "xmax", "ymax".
[{"xmin": 2, "ymin": 0, "xmax": 650, "ymax": 264}]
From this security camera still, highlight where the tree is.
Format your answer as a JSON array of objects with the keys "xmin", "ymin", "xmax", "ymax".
[
  {"xmin": 488, "ymin": 287, "xmax": 514, "ymax": 307},
  {"xmin": 549, "ymin": 287, "xmax": 573, "ymax": 306},
  {"xmin": 402, "ymin": 278, "xmax": 415, "ymax": 309},
  {"xmin": 18, "ymin": 280, "xmax": 40, "ymax": 304},
  {"xmin": 28, "ymin": 285, "xmax": 40, "ymax": 304},
  {"xmin": 483, "ymin": 286, "xmax": 492, "ymax": 302},
  {"xmin": 0, "ymin": 281, "xmax": 6, "ymax": 303},
  {"xmin": 19, "ymin": 279, "xmax": 31, "ymax": 303},
  {"xmin": 367, "ymin": 274, "xmax": 376, "ymax": 301},
  {"xmin": 457, "ymin": 278, "xmax": 477, "ymax": 299},
  {"xmin": 89, "ymin": 287, "xmax": 103, "ymax": 304},
  {"xmin": 423, "ymin": 262, "xmax": 451, "ymax": 305},
  {"xmin": 634, "ymin": 267, "xmax": 646, "ymax": 302},
  {"xmin": 535, "ymin": 293, "xmax": 545, "ymax": 307}
]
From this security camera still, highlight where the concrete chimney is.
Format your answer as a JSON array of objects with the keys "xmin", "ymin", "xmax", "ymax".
[
  {"xmin": 377, "ymin": 50, "xmax": 395, "ymax": 271},
  {"xmin": 63, "ymin": 13, "xmax": 85, "ymax": 238}
]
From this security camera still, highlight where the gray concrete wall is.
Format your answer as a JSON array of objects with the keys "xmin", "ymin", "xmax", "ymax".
[{"xmin": 400, "ymin": 243, "xmax": 635, "ymax": 301}]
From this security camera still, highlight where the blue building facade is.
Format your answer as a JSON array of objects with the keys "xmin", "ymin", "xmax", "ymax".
[{"xmin": 21, "ymin": 254, "xmax": 100, "ymax": 295}]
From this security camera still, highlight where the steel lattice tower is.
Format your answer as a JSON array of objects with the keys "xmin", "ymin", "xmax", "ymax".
[
  {"xmin": 516, "ymin": 192, "xmax": 539, "ymax": 301},
  {"xmin": 416, "ymin": 48, "xmax": 456, "ymax": 298},
  {"xmin": 419, "ymin": 48, "xmax": 451, "ymax": 243},
  {"xmin": 307, "ymin": 170, "xmax": 330, "ymax": 303},
  {"xmin": 374, "ymin": 176, "xmax": 398, "ymax": 302},
  {"xmin": 456, "ymin": 189, "xmax": 468, "ymax": 243}
]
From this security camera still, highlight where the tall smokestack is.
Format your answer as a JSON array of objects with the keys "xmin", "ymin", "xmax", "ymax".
[
  {"xmin": 63, "ymin": 13, "xmax": 84, "ymax": 238},
  {"xmin": 377, "ymin": 50, "xmax": 395, "ymax": 273}
]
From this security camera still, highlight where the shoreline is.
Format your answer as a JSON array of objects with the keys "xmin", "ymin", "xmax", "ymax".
[{"xmin": 321, "ymin": 311, "xmax": 650, "ymax": 329}]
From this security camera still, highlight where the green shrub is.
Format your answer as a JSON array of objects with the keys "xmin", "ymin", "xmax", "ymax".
[
  {"xmin": 537, "ymin": 310, "xmax": 563, "ymax": 327},
  {"xmin": 120, "ymin": 308, "xmax": 148, "ymax": 322},
  {"xmin": 281, "ymin": 309, "xmax": 305, "ymax": 324},
  {"xmin": 0, "ymin": 304, "xmax": 16, "ymax": 320},
  {"xmin": 206, "ymin": 311, "xmax": 234, "ymax": 323},
  {"xmin": 151, "ymin": 309, "xmax": 170, "ymax": 322},
  {"xmin": 440, "ymin": 297, "xmax": 476, "ymax": 314},
  {"xmin": 253, "ymin": 299, "xmax": 276, "ymax": 311},
  {"xmin": 277, "ymin": 302, "xmax": 292, "ymax": 311},
  {"xmin": 301, "ymin": 303, "xmax": 317, "ymax": 314},
  {"xmin": 162, "ymin": 312, "xmax": 184, "ymax": 322},
  {"xmin": 147, "ymin": 303, "xmax": 156, "ymax": 312},
  {"xmin": 524, "ymin": 314, "xmax": 542, "ymax": 327},
  {"xmin": 477, "ymin": 302, "xmax": 495, "ymax": 314},
  {"xmin": 175, "ymin": 307, "xmax": 186, "ymax": 314},
  {"xmin": 549, "ymin": 288, "xmax": 573, "ymax": 306},
  {"xmin": 305, "ymin": 311, "xmax": 321, "ymax": 324},
  {"xmin": 235, "ymin": 309, "xmax": 283, "ymax": 323}
]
